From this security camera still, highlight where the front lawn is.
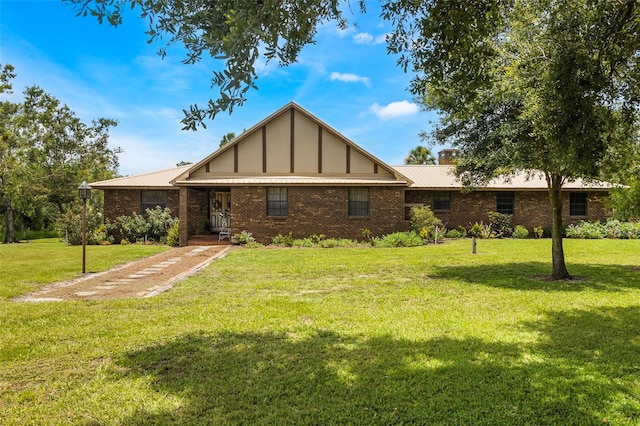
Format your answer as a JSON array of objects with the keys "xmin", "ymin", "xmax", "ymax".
[
  {"xmin": 0, "ymin": 238, "xmax": 168, "ymax": 299},
  {"xmin": 1, "ymin": 239, "xmax": 639, "ymax": 424}
]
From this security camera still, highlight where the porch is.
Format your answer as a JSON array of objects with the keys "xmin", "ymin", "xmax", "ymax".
[
  {"xmin": 180, "ymin": 187, "xmax": 233, "ymax": 246},
  {"xmin": 187, "ymin": 234, "xmax": 233, "ymax": 246}
]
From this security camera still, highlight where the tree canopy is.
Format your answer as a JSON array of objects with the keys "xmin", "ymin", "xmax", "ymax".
[
  {"xmin": 64, "ymin": 0, "xmax": 359, "ymax": 130},
  {"xmin": 385, "ymin": 0, "xmax": 640, "ymax": 279},
  {"xmin": 0, "ymin": 64, "xmax": 121, "ymax": 243},
  {"xmin": 219, "ymin": 132, "xmax": 236, "ymax": 148}
]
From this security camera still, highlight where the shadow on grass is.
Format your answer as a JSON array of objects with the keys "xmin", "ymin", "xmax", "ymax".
[
  {"xmin": 431, "ymin": 262, "xmax": 640, "ymax": 291},
  {"xmin": 116, "ymin": 306, "xmax": 640, "ymax": 424}
]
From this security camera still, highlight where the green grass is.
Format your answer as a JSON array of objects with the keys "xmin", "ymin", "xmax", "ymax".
[
  {"xmin": 1, "ymin": 239, "xmax": 639, "ymax": 424},
  {"xmin": 0, "ymin": 229, "xmax": 61, "ymax": 242}
]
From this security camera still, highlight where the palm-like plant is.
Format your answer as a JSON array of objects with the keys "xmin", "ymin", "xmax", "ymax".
[{"xmin": 404, "ymin": 145, "xmax": 436, "ymax": 165}]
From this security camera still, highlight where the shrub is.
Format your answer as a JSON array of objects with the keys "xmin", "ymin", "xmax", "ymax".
[
  {"xmin": 445, "ymin": 228, "xmax": 464, "ymax": 239},
  {"xmin": 112, "ymin": 213, "xmax": 150, "ymax": 243},
  {"xmin": 373, "ymin": 231, "xmax": 424, "ymax": 247},
  {"xmin": 467, "ymin": 222, "xmax": 492, "ymax": 239},
  {"xmin": 533, "ymin": 226, "xmax": 544, "ymax": 239},
  {"xmin": 292, "ymin": 238, "xmax": 315, "ymax": 247},
  {"xmin": 512, "ymin": 225, "xmax": 529, "ymax": 239},
  {"xmin": 409, "ymin": 205, "xmax": 443, "ymax": 240},
  {"xmin": 602, "ymin": 219, "xmax": 640, "ymax": 239},
  {"xmin": 319, "ymin": 238, "xmax": 359, "ymax": 248},
  {"xmin": 146, "ymin": 207, "xmax": 178, "ymax": 243},
  {"xmin": 488, "ymin": 211, "xmax": 513, "ymax": 238},
  {"xmin": 110, "ymin": 207, "xmax": 177, "ymax": 244},
  {"xmin": 91, "ymin": 224, "xmax": 114, "ymax": 245},
  {"xmin": 564, "ymin": 220, "xmax": 640, "ymax": 239},
  {"xmin": 310, "ymin": 234, "xmax": 326, "ymax": 244},
  {"xmin": 271, "ymin": 232, "xmax": 294, "ymax": 247},
  {"xmin": 57, "ymin": 203, "xmax": 106, "ymax": 246},
  {"xmin": 166, "ymin": 220, "xmax": 180, "ymax": 247},
  {"xmin": 237, "ymin": 230, "xmax": 256, "ymax": 245},
  {"xmin": 565, "ymin": 221, "xmax": 606, "ymax": 239}
]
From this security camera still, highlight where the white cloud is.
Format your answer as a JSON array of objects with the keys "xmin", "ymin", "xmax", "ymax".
[
  {"xmin": 330, "ymin": 72, "xmax": 370, "ymax": 86},
  {"xmin": 353, "ymin": 32, "xmax": 387, "ymax": 45},
  {"xmin": 369, "ymin": 101, "xmax": 419, "ymax": 119}
]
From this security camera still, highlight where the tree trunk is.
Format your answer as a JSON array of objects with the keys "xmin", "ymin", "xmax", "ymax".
[
  {"xmin": 547, "ymin": 174, "xmax": 571, "ymax": 280},
  {"xmin": 3, "ymin": 198, "xmax": 18, "ymax": 243}
]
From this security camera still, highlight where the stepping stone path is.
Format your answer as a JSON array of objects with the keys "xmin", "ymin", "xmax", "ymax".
[{"xmin": 14, "ymin": 245, "xmax": 230, "ymax": 302}]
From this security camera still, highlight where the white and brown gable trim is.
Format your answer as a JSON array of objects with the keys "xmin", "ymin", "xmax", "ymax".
[{"xmin": 171, "ymin": 103, "xmax": 412, "ymax": 187}]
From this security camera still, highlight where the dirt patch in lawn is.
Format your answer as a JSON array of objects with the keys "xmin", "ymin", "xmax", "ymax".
[{"xmin": 14, "ymin": 245, "xmax": 231, "ymax": 302}]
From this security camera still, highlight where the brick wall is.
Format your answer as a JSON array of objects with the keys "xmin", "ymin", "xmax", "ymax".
[
  {"xmin": 405, "ymin": 189, "xmax": 610, "ymax": 230},
  {"xmin": 107, "ymin": 187, "xmax": 610, "ymax": 244},
  {"xmin": 230, "ymin": 186, "xmax": 407, "ymax": 243},
  {"xmin": 103, "ymin": 189, "xmax": 179, "ymax": 221},
  {"xmin": 186, "ymin": 188, "xmax": 210, "ymax": 236},
  {"xmin": 102, "ymin": 189, "xmax": 179, "ymax": 241}
]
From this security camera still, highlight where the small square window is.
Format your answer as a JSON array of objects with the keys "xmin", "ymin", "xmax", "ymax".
[
  {"xmin": 349, "ymin": 187, "xmax": 370, "ymax": 217},
  {"xmin": 570, "ymin": 192, "xmax": 587, "ymax": 216},
  {"xmin": 266, "ymin": 187, "xmax": 288, "ymax": 217},
  {"xmin": 433, "ymin": 191, "xmax": 451, "ymax": 211},
  {"xmin": 496, "ymin": 192, "xmax": 514, "ymax": 215}
]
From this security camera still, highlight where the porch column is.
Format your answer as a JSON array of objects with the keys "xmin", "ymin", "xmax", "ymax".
[{"xmin": 179, "ymin": 186, "xmax": 188, "ymax": 246}]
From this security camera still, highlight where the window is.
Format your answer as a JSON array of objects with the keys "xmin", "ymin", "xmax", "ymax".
[
  {"xmin": 496, "ymin": 192, "xmax": 514, "ymax": 215},
  {"xmin": 349, "ymin": 187, "xmax": 370, "ymax": 217},
  {"xmin": 433, "ymin": 191, "xmax": 451, "ymax": 211},
  {"xmin": 141, "ymin": 190, "xmax": 167, "ymax": 213},
  {"xmin": 266, "ymin": 187, "xmax": 288, "ymax": 216},
  {"xmin": 570, "ymin": 192, "xmax": 587, "ymax": 216}
]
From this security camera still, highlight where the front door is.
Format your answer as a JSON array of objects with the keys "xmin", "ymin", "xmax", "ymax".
[{"xmin": 210, "ymin": 191, "xmax": 231, "ymax": 231}]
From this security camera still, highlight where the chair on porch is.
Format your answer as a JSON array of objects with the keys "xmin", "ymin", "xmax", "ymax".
[{"xmin": 218, "ymin": 213, "xmax": 231, "ymax": 241}]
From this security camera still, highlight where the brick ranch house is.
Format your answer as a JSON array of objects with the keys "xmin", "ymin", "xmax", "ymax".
[{"xmin": 91, "ymin": 103, "xmax": 613, "ymax": 245}]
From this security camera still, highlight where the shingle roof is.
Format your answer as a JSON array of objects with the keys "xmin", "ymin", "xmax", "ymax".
[{"xmin": 394, "ymin": 165, "xmax": 616, "ymax": 190}]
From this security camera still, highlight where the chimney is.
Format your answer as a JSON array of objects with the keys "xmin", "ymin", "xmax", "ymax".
[{"xmin": 438, "ymin": 149, "xmax": 459, "ymax": 165}]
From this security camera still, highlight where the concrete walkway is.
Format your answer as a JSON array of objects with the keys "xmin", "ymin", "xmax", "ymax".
[{"xmin": 14, "ymin": 245, "xmax": 230, "ymax": 302}]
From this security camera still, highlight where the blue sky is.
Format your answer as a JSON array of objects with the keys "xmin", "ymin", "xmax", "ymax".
[{"xmin": 1, "ymin": 0, "xmax": 441, "ymax": 176}]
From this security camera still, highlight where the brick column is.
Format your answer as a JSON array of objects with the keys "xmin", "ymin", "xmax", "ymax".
[{"xmin": 179, "ymin": 186, "xmax": 188, "ymax": 246}]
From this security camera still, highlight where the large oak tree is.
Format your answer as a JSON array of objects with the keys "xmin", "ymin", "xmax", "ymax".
[{"xmin": 384, "ymin": 0, "xmax": 640, "ymax": 279}]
